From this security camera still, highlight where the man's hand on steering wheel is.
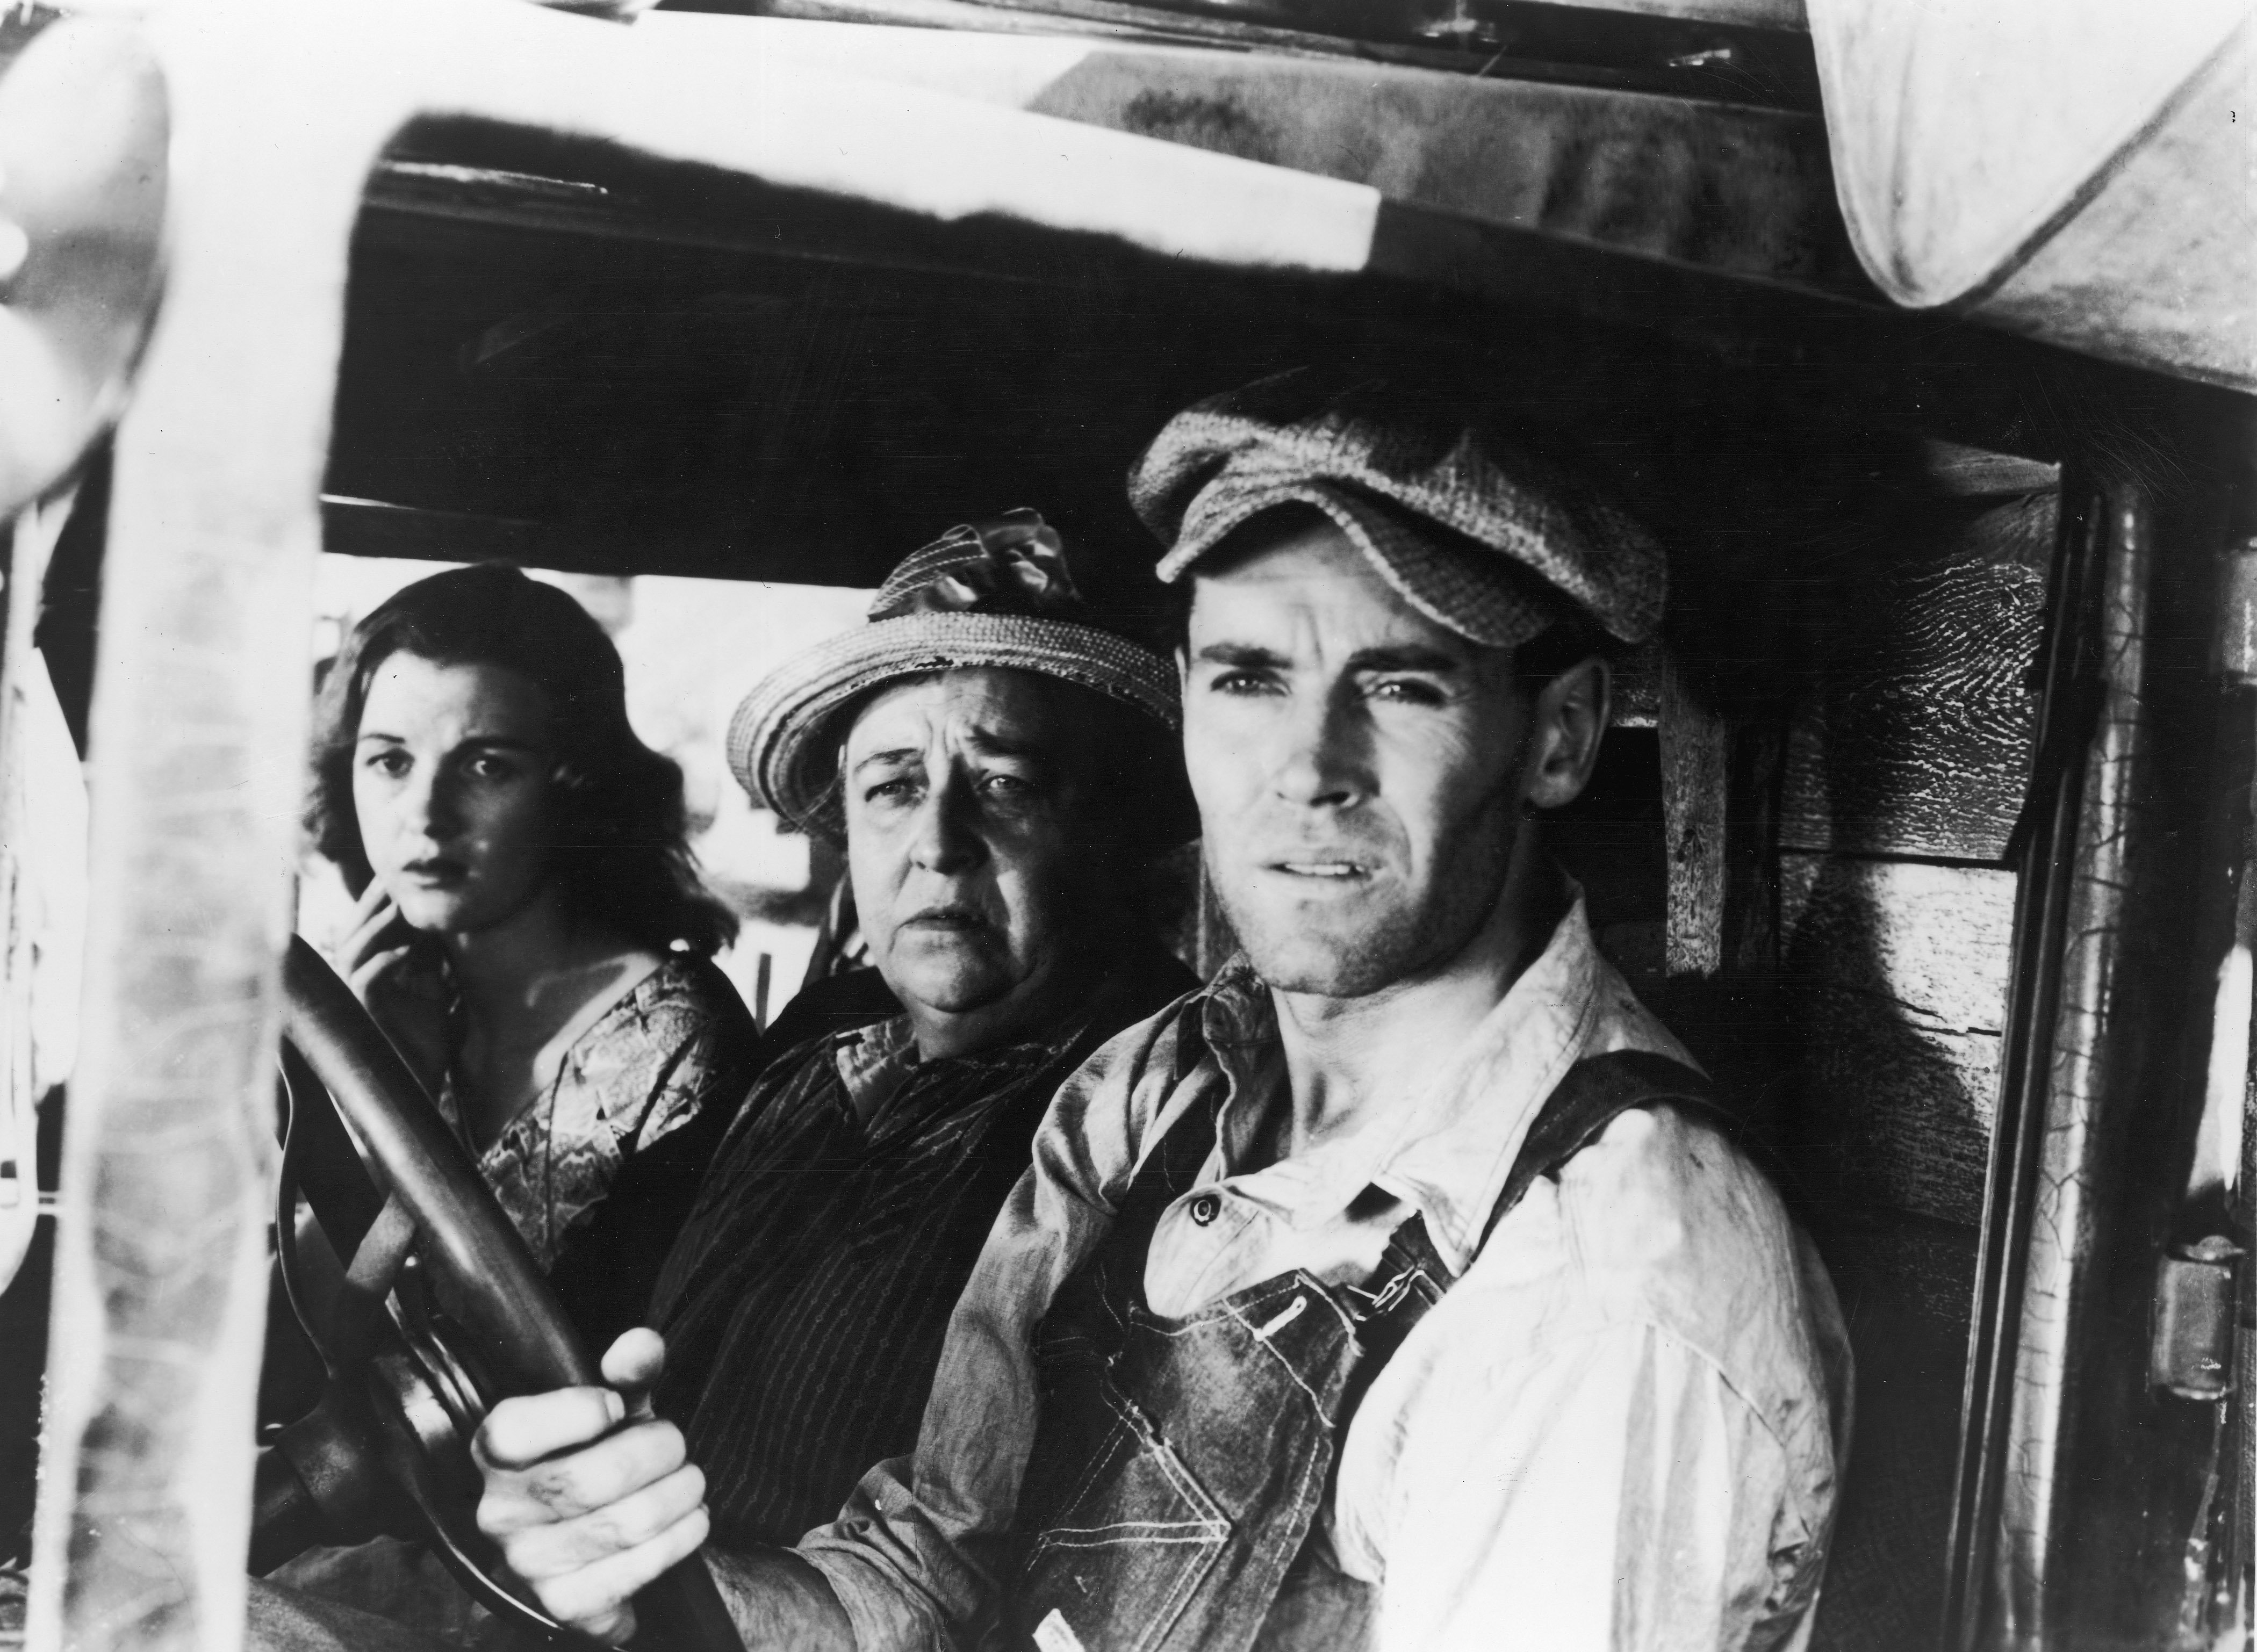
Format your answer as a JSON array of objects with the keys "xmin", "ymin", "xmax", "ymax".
[{"xmin": 473, "ymin": 1329, "xmax": 711, "ymax": 1646}]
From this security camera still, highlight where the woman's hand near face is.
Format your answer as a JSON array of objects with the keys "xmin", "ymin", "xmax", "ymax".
[{"xmin": 339, "ymin": 877, "xmax": 452, "ymax": 1092}]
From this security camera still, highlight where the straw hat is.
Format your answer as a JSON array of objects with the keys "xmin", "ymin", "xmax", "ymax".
[{"xmin": 727, "ymin": 511, "xmax": 1182, "ymax": 841}]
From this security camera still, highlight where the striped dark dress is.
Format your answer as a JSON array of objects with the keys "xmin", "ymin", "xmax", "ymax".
[{"xmin": 648, "ymin": 939, "xmax": 1195, "ymax": 1549}]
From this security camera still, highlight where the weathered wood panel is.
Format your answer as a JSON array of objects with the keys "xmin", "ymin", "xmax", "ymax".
[
  {"xmin": 1779, "ymin": 852, "xmax": 2015, "ymax": 1226},
  {"xmin": 1661, "ymin": 648, "xmax": 1728, "ymax": 978},
  {"xmin": 1782, "ymin": 493, "xmax": 2054, "ymax": 863}
]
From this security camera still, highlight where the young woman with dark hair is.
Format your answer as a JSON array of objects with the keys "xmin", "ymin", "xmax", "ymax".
[
  {"xmin": 301, "ymin": 562, "xmax": 763, "ymax": 1342},
  {"xmin": 279, "ymin": 564, "xmax": 761, "ymax": 1637}
]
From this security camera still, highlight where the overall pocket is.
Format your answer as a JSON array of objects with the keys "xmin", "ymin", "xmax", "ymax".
[{"xmin": 1016, "ymin": 1367, "xmax": 1230, "ymax": 1652}]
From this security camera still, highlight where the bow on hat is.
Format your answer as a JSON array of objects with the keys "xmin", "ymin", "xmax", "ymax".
[{"xmin": 873, "ymin": 509, "xmax": 1089, "ymax": 622}]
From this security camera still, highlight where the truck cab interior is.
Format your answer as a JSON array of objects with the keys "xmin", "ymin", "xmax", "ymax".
[{"xmin": 0, "ymin": 2, "xmax": 2249, "ymax": 1648}]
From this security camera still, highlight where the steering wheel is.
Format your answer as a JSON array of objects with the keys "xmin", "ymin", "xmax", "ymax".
[{"xmin": 250, "ymin": 937, "xmax": 743, "ymax": 1652}]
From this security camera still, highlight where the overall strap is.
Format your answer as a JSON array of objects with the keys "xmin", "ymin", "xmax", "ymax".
[
  {"xmin": 1351, "ymin": 1051, "xmax": 1729, "ymax": 1353},
  {"xmin": 1098, "ymin": 1049, "xmax": 1731, "ymax": 1343},
  {"xmin": 1477, "ymin": 1048, "xmax": 1731, "ymax": 1252}
]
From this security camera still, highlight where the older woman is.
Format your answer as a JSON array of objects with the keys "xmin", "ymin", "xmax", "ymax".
[
  {"xmin": 642, "ymin": 510, "xmax": 1197, "ymax": 1554},
  {"xmin": 303, "ymin": 563, "xmax": 764, "ymax": 1344}
]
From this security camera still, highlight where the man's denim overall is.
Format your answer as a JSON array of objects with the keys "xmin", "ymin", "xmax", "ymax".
[{"xmin": 1008, "ymin": 1052, "xmax": 1738, "ymax": 1652}]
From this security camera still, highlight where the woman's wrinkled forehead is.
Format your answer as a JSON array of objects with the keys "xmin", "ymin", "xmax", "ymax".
[{"xmin": 840, "ymin": 667, "xmax": 1082, "ymax": 770}]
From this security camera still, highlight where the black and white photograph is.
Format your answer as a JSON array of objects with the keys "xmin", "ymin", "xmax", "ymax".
[{"xmin": 0, "ymin": 1, "xmax": 2248, "ymax": 1648}]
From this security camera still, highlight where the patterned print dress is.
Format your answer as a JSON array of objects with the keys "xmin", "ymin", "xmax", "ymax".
[
  {"xmin": 430, "ymin": 952, "xmax": 766, "ymax": 1348},
  {"xmin": 268, "ymin": 952, "xmax": 764, "ymax": 1641}
]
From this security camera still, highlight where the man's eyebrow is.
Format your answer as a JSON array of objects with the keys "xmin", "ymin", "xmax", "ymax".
[
  {"xmin": 1192, "ymin": 643, "xmax": 1291, "ymax": 670},
  {"xmin": 1345, "ymin": 644, "xmax": 1465, "ymax": 675},
  {"xmin": 1191, "ymin": 642, "xmax": 1467, "ymax": 674}
]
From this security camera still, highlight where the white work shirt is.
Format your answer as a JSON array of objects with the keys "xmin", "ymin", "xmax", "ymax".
[{"xmin": 801, "ymin": 897, "xmax": 1853, "ymax": 1651}]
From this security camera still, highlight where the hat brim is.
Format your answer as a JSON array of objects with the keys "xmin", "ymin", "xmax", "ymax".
[
  {"xmin": 727, "ymin": 612, "xmax": 1183, "ymax": 840},
  {"xmin": 1154, "ymin": 477, "xmax": 1557, "ymax": 650}
]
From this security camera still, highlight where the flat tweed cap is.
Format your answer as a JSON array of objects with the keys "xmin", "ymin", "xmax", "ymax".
[
  {"xmin": 726, "ymin": 510, "xmax": 1182, "ymax": 841},
  {"xmin": 1130, "ymin": 371, "xmax": 1665, "ymax": 647}
]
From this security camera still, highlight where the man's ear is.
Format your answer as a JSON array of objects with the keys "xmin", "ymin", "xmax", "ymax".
[{"xmin": 1521, "ymin": 658, "xmax": 1611, "ymax": 811}]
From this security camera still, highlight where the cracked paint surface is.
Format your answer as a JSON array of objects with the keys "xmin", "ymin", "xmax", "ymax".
[{"xmin": 1996, "ymin": 496, "xmax": 2151, "ymax": 1646}]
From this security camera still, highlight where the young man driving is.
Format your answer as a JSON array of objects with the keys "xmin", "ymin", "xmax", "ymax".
[{"xmin": 454, "ymin": 373, "xmax": 1856, "ymax": 1651}]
